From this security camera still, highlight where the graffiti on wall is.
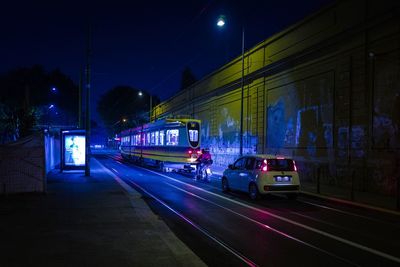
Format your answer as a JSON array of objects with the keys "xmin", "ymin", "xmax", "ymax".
[
  {"xmin": 351, "ymin": 126, "xmax": 365, "ymax": 158},
  {"xmin": 337, "ymin": 127, "xmax": 348, "ymax": 158},
  {"xmin": 373, "ymin": 114, "xmax": 396, "ymax": 147},
  {"xmin": 373, "ymin": 56, "xmax": 400, "ymax": 149},
  {"xmin": 267, "ymin": 99, "xmax": 286, "ymax": 153},
  {"xmin": 266, "ymin": 73, "xmax": 333, "ymax": 158},
  {"xmin": 200, "ymin": 104, "xmax": 240, "ymax": 166}
]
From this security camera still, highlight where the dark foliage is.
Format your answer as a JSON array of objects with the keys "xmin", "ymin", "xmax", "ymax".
[
  {"xmin": 97, "ymin": 86, "xmax": 160, "ymax": 136},
  {"xmin": 0, "ymin": 65, "xmax": 79, "ymax": 143}
]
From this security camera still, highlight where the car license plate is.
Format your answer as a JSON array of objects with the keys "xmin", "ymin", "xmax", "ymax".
[{"xmin": 274, "ymin": 176, "xmax": 291, "ymax": 182}]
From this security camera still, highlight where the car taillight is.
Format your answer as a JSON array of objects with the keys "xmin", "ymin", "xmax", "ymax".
[
  {"xmin": 188, "ymin": 150, "xmax": 193, "ymax": 154},
  {"xmin": 261, "ymin": 159, "xmax": 268, "ymax": 172},
  {"xmin": 293, "ymin": 160, "xmax": 297, "ymax": 172},
  {"xmin": 197, "ymin": 149, "xmax": 202, "ymax": 155}
]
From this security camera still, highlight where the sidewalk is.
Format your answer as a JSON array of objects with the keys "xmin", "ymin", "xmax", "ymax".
[{"xmin": 0, "ymin": 158, "xmax": 205, "ymax": 267}]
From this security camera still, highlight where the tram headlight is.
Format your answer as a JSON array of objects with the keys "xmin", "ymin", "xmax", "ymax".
[{"xmin": 188, "ymin": 157, "xmax": 197, "ymax": 163}]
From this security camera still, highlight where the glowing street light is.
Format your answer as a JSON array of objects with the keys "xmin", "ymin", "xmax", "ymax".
[{"xmin": 217, "ymin": 16, "xmax": 226, "ymax": 27}]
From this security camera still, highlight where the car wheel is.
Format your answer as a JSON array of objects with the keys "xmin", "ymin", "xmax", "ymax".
[
  {"xmin": 222, "ymin": 177, "xmax": 230, "ymax": 192},
  {"xmin": 287, "ymin": 193, "xmax": 298, "ymax": 200},
  {"xmin": 249, "ymin": 183, "xmax": 260, "ymax": 200}
]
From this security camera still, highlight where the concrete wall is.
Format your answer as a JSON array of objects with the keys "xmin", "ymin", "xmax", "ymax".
[{"xmin": 153, "ymin": 0, "xmax": 400, "ymax": 197}]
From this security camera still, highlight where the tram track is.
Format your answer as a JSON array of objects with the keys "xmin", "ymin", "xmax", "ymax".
[{"xmin": 97, "ymin": 153, "xmax": 400, "ymax": 266}]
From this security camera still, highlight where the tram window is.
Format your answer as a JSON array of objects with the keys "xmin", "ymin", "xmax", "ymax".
[
  {"xmin": 146, "ymin": 133, "xmax": 150, "ymax": 145},
  {"xmin": 166, "ymin": 129, "xmax": 179, "ymax": 146},
  {"xmin": 189, "ymin": 130, "xmax": 198, "ymax": 142},
  {"xmin": 160, "ymin": 131, "xmax": 165, "ymax": 146},
  {"xmin": 151, "ymin": 132, "xmax": 155, "ymax": 145},
  {"xmin": 155, "ymin": 131, "xmax": 159, "ymax": 145},
  {"xmin": 123, "ymin": 136, "xmax": 129, "ymax": 145}
]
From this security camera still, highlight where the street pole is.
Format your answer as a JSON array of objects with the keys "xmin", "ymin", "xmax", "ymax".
[
  {"xmin": 85, "ymin": 25, "xmax": 91, "ymax": 177},
  {"xmin": 149, "ymin": 94, "xmax": 152, "ymax": 122},
  {"xmin": 78, "ymin": 68, "xmax": 83, "ymax": 128},
  {"xmin": 239, "ymin": 26, "xmax": 245, "ymax": 156}
]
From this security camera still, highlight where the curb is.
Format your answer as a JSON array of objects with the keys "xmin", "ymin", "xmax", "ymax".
[{"xmin": 94, "ymin": 158, "xmax": 206, "ymax": 267}]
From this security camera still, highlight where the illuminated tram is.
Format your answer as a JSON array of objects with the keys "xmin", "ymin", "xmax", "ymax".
[{"xmin": 120, "ymin": 118, "xmax": 201, "ymax": 171}]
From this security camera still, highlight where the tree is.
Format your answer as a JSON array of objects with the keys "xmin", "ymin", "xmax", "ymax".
[
  {"xmin": 97, "ymin": 86, "xmax": 151, "ymax": 136},
  {"xmin": 0, "ymin": 65, "xmax": 79, "ymax": 143},
  {"xmin": 180, "ymin": 66, "xmax": 197, "ymax": 90}
]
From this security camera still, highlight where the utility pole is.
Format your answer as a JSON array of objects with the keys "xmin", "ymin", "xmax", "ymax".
[
  {"xmin": 239, "ymin": 26, "xmax": 245, "ymax": 156},
  {"xmin": 149, "ymin": 94, "xmax": 152, "ymax": 122},
  {"xmin": 85, "ymin": 25, "xmax": 91, "ymax": 177},
  {"xmin": 78, "ymin": 68, "xmax": 83, "ymax": 128}
]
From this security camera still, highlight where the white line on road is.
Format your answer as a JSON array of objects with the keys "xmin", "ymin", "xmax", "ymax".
[
  {"xmin": 165, "ymin": 181, "xmax": 355, "ymax": 265},
  {"xmin": 136, "ymin": 166, "xmax": 400, "ymax": 264},
  {"xmin": 99, "ymin": 158, "xmax": 257, "ymax": 267}
]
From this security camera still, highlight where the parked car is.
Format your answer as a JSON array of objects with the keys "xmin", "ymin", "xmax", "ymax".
[{"xmin": 221, "ymin": 155, "xmax": 300, "ymax": 200}]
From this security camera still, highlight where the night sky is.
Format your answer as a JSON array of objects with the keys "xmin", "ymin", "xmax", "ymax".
[{"xmin": 1, "ymin": 0, "xmax": 333, "ymax": 122}]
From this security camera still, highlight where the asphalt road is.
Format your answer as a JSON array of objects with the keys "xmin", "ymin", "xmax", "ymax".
[{"xmin": 95, "ymin": 153, "xmax": 400, "ymax": 267}]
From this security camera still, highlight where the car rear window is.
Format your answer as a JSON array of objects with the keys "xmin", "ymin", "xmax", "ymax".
[{"xmin": 256, "ymin": 159, "xmax": 295, "ymax": 171}]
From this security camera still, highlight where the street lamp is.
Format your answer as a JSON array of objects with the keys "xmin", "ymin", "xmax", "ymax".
[
  {"xmin": 44, "ymin": 104, "xmax": 56, "ymax": 128},
  {"xmin": 217, "ymin": 16, "xmax": 245, "ymax": 156}
]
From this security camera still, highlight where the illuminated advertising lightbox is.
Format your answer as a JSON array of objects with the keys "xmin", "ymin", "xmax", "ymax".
[
  {"xmin": 61, "ymin": 129, "xmax": 86, "ymax": 170},
  {"xmin": 64, "ymin": 135, "xmax": 85, "ymax": 166}
]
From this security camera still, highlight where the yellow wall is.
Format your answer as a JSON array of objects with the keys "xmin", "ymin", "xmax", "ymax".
[{"xmin": 152, "ymin": 0, "xmax": 400, "ymax": 197}]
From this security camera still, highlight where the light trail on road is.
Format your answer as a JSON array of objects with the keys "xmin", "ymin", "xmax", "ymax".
[{"xmin": 98, "ymin": 154, "xmax": 400, "ymax": 266}]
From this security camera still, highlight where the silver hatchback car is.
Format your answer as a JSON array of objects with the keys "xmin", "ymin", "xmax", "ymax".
[{"xmin": 221, "ymin": 155, "xmax": 300, "ymax": 200}]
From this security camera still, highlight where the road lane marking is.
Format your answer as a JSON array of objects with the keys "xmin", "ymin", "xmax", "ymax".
[
  {"xmin": 132, "ymin": 165, "xmax": 400, "ymax": 264},
  {"xmin": 165, "ymin": 182, "xmax": 356, "ymax": 265},
  {"xmin": 99, "ymin": 158, "xmax": 257, "ymax": 267},
  {"xmin": 115, "ymin": 155, "xmax": 398, "ymax": 228}
]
